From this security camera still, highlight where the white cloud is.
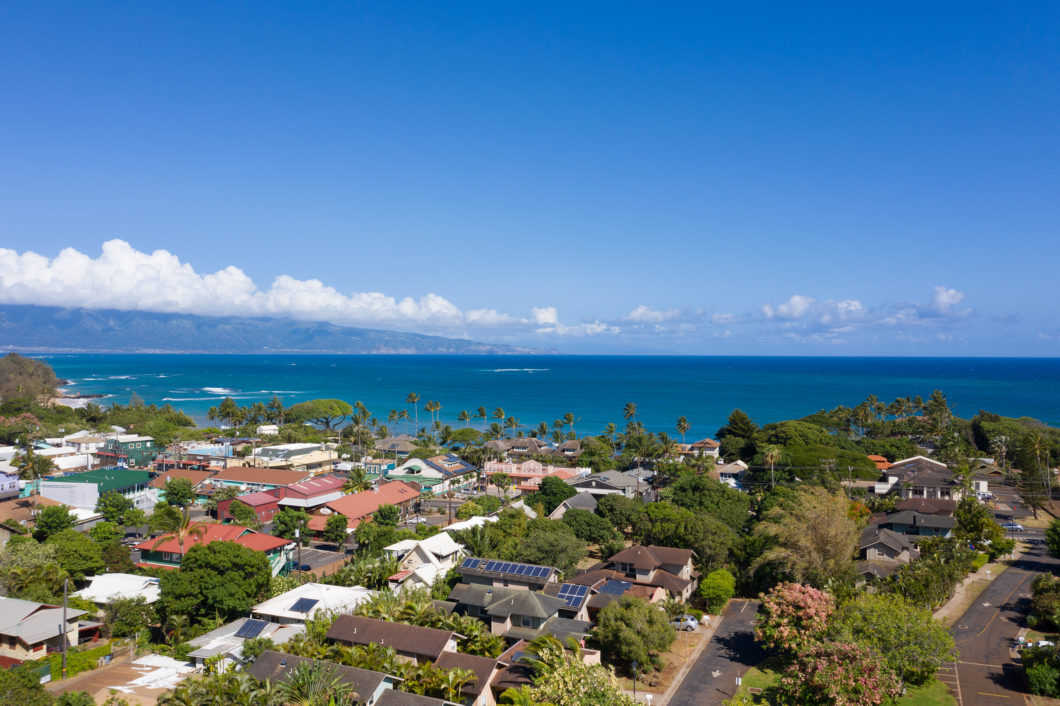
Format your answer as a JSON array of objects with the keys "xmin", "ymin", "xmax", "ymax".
[
  {"xmin": 531, "ymin": 307, "xmax": 559, "ymax": 326},
  {"xmin": 930, "ymin": 286, "xmax": 968, "ymax": 315},
  {"xmin": 626, "ymin": 305, "xmax": 679, "ymax": 323},
  {"xmin": 762, "ymin": 294, "xmax": 815, "ymax": 320}
]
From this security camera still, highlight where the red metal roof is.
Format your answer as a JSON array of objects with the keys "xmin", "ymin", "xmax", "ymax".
[
  {"xmin": 324, "ymin": 480, "xmax": 420, "ymax": 521},
  {"xmin": 135, "ymin": 522, "xmax": 289, "ymax": 555}
]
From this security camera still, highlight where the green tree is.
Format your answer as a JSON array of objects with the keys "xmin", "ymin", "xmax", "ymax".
[
  {"xmin": 777, "ymin": 641, "xmax": 901, "ymax": 706},
  {"xmin": 373, "ymin": 503, "xmax": 400, "ymax": 526},
  {"xmin": 561, "ymin": 509, "xmax": 617, "ymax": 545},
  {"xmin": 88, "ymin": 521, "xmax": 124, "ymax": 547},
  {"xmin": 103, "ymin": 596, "xmax": 155, "ymax": 638},
  {"xmin": 103, "ymin": 543, "xmax": 136, "ymax": 573},
  {"xmin": 228, "ymin": 499, "xmax": 261, "ymax": 529},
  {"xmin": 698, "ymin": 568, "xmax": 736, "ymax": 613},
  {"xmin": 669, "ymin": 474, "xmax": 751, "ymax": 531},
  {"xmin": 1046, "ymin": 520, "xmax": 1060, "ymax": 559},
  {"xmin": 830, "ymin": 592, "xmax": 957, "ymax": 686},
  {"xmin": 953, "ymin": 496, "xmax": 1006, "ymax": 547},
  {"xmin": 272, "ymin": 508, "xmax": 310, "ymax": 544},
  {"xmin": 47, "ymin": 528, "xmax": 105, "ymax": 583},
  {"xmin": 13, "ymin": 447, "xmax": 56, "ymax": 515},
  {"xmin": 457, "ymin": 500, "xmax": 484, "ymax": 520},
  {"xmin": 206, "ymin": 485, "xmax": 239, "ymax": 515},
  {"xmin": 95, "ymin": 491, "xmax": 134, "ymax": 524},
  {"xmin": 32, "ymin": 503, "xmax": 75, "ymax": 542},
  {"xmin": 149, "ymin": 504, "xmax": 205, "ymax": 555},
  {"xmin": 163, "ymin": 477, "xmax": 196, "ymax": 508},
  {"xmin": 526, "ymin": 475, "xmax": 577, "ymax": 515},
  {"xmin": 0, "ymin": 352, "xmax": 62, "ymax": 403},
  {"xmin": 595, "ymin": 494, "xmax": 638, "ymax": 535},
  {"xmin": 0, "ymin": 664, "xmax": 55, "ymax": 706},
  {"xmin": 122, "ymin": 507, "xmax": 148, "ymax": 531},
  {"xmin": 519, "ymin": 528, "xmax": 586, "ymax": 577},
  {"xmin": 158, "ymin": 541, "xmax": 271, "ymax": 622},
  {"xmin": 595, "ymin": 596, "xmax": 676, "ymax": 672},
  {"xmin": 716, "ymin": 409, "xmax": 758, "ymax": 461},
  {"xmin": 286, "ymin": 399, "xmax": 354, "ymax": 430},
  {"xmin": 322, "ymin": 513, "xmax": 349, "ymax": 546}
]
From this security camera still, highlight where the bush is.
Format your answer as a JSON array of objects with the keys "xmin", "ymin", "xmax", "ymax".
[
  {"xmin": 688, "ymin": 608, "xmax": 704, "ymax": 621},
  {"xmin": 698, "ymin": 568, "xmax": 736, "ymax": 613},
  {"xmin": 47, "ymin": 641, "xmax": 112, "ymax": 679},
  {"xmin": 972, "ymin": 552, "xmax": 989, "ymax": 571},
  {"xmin": 1027, "ymin": 661, "xmax": 1060, "ymax": 697}
]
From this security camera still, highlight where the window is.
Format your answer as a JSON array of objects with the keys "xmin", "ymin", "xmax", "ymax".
[{"xmin": 521, "ymin": 615, "xmax": 533, "ymax": 628}]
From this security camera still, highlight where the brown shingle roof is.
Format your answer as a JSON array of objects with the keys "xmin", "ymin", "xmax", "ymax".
[
  {"xmin": 326, "ymin": 616, "xmax": 455, "ymax": 661},
  {"xmin": 247, "ymin": 650, "xmax": 376, "ymax": 700},
  {"xmin": 608, "ymin": 545, "xmax": 694, "ymax": 571},
  {"xmin": 210, "ymin": 466, "xmax": 310, "ymax": 487},
  {"xmin": 149, "ymin": 469, "xmax": 216, "ymax": 489},
  {"xmin": 434, "ymin": 651, "xmax": 502, "ymax": 697}
]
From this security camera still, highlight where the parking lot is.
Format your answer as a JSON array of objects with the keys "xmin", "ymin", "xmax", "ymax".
[{"xmin": 290, "ymin": 546, "xmax": 347, "ymax": 575}]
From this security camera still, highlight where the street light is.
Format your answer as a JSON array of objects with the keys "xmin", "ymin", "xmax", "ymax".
[{"xmin": 631, "ymin": 660, "xmax": 639, "ymax": 698}]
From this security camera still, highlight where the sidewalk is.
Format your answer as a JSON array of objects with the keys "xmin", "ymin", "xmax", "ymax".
[
  {"xmin": 623, "ymin": 612, "xmax": 723, "ymax": 705},
  {"xmin": 934, "ymin": 551, "xmax": 1019, "ymax": 626}
]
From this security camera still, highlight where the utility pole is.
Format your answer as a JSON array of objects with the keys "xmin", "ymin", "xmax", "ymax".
[
  {"xmin": 295, "ymin": 528, "xmax": 302, "ymax": 572},
  {"xmin": 61, "ymin": 578, "xmax": 68, "ymax": 679}
]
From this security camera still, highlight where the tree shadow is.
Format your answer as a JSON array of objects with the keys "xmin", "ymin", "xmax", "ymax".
[{"xmin": 712, "ymin": 630, "xmax": 766, "ymax": 667}]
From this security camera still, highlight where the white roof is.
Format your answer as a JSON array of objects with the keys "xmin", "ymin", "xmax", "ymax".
[
  {"xmin": 0, "ymin": 597, "xmax": 86, "ymax": 644},
  {"xmin": 252, "ymin": 582, "xmax": 375, "ymax": 622},
  {"xmin": 73, "ymin": 574, "xmax": 161, "ymax": 604},
  {"xmin": 279, "ymin": 491, "xmax": 345, "ymax": 508},
  {"xmin": 385, "ymin": 531, "xmax": 464, "ymax": 561},
  {"xmin": 445, "ymin": 515, "xmax": 499, "ymax": 532},
  {"xmin": 188, "ymin": 617, "xmax": 303, "ymax": 660},
  {"xmin": 118, "ymin": 435, "xmax": 154, "ymax": 443}
]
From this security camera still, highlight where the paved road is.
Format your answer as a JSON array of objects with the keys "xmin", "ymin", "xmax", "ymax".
[
  {"xmin": 669, "ymin": 599, "xmax": 762, "ymax": 706},
  {"xmin": 946, "ymin": 542, "xmax": 1060, "ymax": 706}
]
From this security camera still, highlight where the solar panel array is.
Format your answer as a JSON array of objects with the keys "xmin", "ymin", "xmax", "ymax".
[
  {"xmin": 599, "ymin": 579, "xmax": 633, "ymax": 595},
  {"xmin": 459, "ymin": 557, "xmax": 551, "ymax": 578},
  {"xmin": 556, "ymin": 583, "xmax": 589, "ymax": 607},
  {"xmin": 234, "ymin": 619, "xmax": 267, "ymax": 639},
  {"xmin": 290, "ymin": 597, "xmax": 320, "ymax": 613}
]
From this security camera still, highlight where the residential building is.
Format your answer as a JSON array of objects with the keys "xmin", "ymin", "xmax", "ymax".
[
  {"xmin": 448, "ymin": 583, "xmax": 572, "ymax": 640},
  {"xmin": 73, "ymin": 574, "xmax": 160, "ymax": 606},
  {"xmin": 98, "ymin": 435, "xmax": 157, "ymax": 467},
  {"xmin": 858, "ymin": 526, "xmax": 920, "ymax": 581},
  {"xmin": 567, "ymin": 470, "xmax": 642, "ymax": 499},
  {"xmin": 388, "ymin": 454, "xmax": 478, "ymax": 493},
  {"xmin": 502, "ymin": 437, "xmax": 547, "ymax": 459},
  {"xmin": 384, "ymin": 532, "xmax": 465, "ymax": 591},
  {"xmin": 134, "ymin": 523, "xmax": 294, "ymax": 576},
  {"xmin": 548, "ymin": 492, "xmax": 598, "ymax": 520},
  {"xmin": 204, "ymin": 466, "xmax": 310, "ymax": 493},
  {"xmin": 456, "ymin": 557, "xmax": 559, "ymax": 591},
  {"xmin": 40, "ymin": 469, "xmax": 155, "ymax": 512},
  {"xmin": 0, "ymin": 596, "xmax": 90, "ymax": 662},
  {"xmin": 434, "ymin": 651, "xmax": 505, "ymax": 706},
  {"xmin": 547, "ymin": 439, "xmax": 585, "ymax": 461},
  {"xmin": 313, "ymin": 480, "xmax": 420, "ymax": 532},
  {"xmin": 188, "ymin": 619, "xmax": 303, "ymax": 671},
  {"xmin": 374, "ymin": 436, "xmax": 419, "ymax": 459},
  {"xmin": 362, "ymin": 458, "xmax": 397, "ymax": 477},
  {"xmin": 249, "ymin": 649, "xmax": 396, "ymax": 706},
  {"xmin": 445, "ymin": 515, "xmax": 499, "ymax": 532},
  {"xmin": 248, "ymin": 443, "xmax": 339, "ymax": 474},
  {"xmin": 709, "ymin": 460, "xmax": 748, "ymax": 489},
  {"xmin": 252, "ymin": 583, "xmax": 376, "ymax": 625},
  {"xmin": 256, "ymin": 424, "xmax": 280, "ymax": 436},
  {"xmin": 149, "ymin": 469, "xmax": 216, "ymax": 505},
  {"xmin": 484, "ymin": 460, "xmax": 589, "ymax": 493},
  {"xmin": 570, "ymin": 545, "xmax": 699, "ymax": 601},
  {"xmin": 326, "ymin": 616, "xmax": 459, "ymax": 664},
  {"xmin": 894, "ymin": 497, "xmax": 957, "ymax": 516},
  {"xmin": 278, "ymin": 474, "xmax": 346, "ymax": 511},
  {"xmin": 217, "ymin": 491, "xmax": 281, "ymax": 524},
  {"xmin": 874, "ymin": 510, "xmax": 955, "ymax": 538},
  {"xmin": 873, "ymin": 456, "xmax": 976, "ymax": 501},
  {"xmin": 0, "ymin": 468, "xmax": 19, "ymax": 501},
  {"xmin": 678, "ymin": 438, "xmax": 721, "ymax": 459}
]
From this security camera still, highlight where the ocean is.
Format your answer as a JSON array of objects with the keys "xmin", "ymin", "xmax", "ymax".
[{"xmin": 40, "ymin": 354, "xmax": 1060, "ymax": 434}]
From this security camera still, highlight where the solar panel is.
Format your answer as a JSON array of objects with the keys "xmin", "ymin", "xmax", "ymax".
[
  {"xmin": 461, "ymin": 557, "xmax": 480, "ymax": 569},
  {"xmin": 290, "ymin": 597, "xmax": 319, "ymax": 613},
  {"xmin": 599, "ymin": 579, "xmax": 632, "ymax": 595},
  {"xmin": 556, "ymin": 583, "xmax": 589, "ymax": 607},
  {"xmin": 484, "ymin": 560, "xmax": 502, "ymax": 572},
  {"xmin": 500, "ymin": 562, "xmax": 513, "ymax": 573},
  {"xmin": 534, "ymin": 567, "xmax": 549, "ymax": 578},
  {"xmin": 234, "ymin": 619, "xmax": 267, "ymax": 639}
]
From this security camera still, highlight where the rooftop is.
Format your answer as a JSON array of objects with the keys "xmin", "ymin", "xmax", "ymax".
[
  {"xmin": 253, "ymin": 582, "xmax": 375, "ymax": 622},
  {"xmin": 326, "ymin": 615, "xmax": 456, "ymax": 661},
  {"xmin": 43, "ymin": 469, "xmax": 151, "ymax": 493}
]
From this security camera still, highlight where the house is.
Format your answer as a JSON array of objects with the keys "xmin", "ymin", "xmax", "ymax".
[
  {"xmin": 0, "ymin": 495, "xmax": 72, "ymax": 545},
  {"xmin": 39, "ymin": 469, "xmax": 156, "ymax": 512},
  {"xmin": 388, "ymin": 455, "xmax": 478, "ymax": 494},
  {"xmin": 709, "ymin": 460, "xmax": 748, "ymax": 489},
  {"xmin": 73, "ymin": 574, "xmax": 160, "ymax": 606},
  {"xmin": 384, "ymin": 532, "xmax": 465, "ymax": 591},
  {"xmin": 326, "ymin": 616, "xmax": 459, "ymax": 664},
  {"xmin": 541, "ymin": 582, "xmax": 593, "ymax": 622},
  {"xmin": 873, "ymin": 456, "xmax": 971, "ymax": 501},
  {"xmin": 446, "ymin": 515, "xmax": 499, "ymax": 532},
  {"xmin": 484, "ymin": 460, "xmax": 589, "ymax": 493},
  {"xmin": 858, "ymin": 526, "xmax": 920, "ymax": 581},
  {"xmin": 570, "ymin": 545, "xmax": 699, "ymax": 601},
  {"xmin": 547, "ymin": 439, "xmax": 585, "ymax": 461},
  {"xmin": 278, "ymin": 475, "xmax": 346, "ymax": 511},
  {"xmin": 0, "ymin": 596, "xmax": 92, "ymax": 662},
  {"xmin": 581, "ymin": 580, "xmax": 667, "ymax": 620},
  {"xmin": 868, "ymin": 455, "xmax": 894, "ymax": 470},
  {"xmin": 134, "ymin": 523, "xmax": 295, "ymax": 576},
  {"xmin": 314, "ymin": 480, "xmax": 421, "ymax": 532},
  {"xmin": 894, "ymin": 497, "xmax": 957, "ymax": 516},
  {"xmin": 362, "ymin": 458, "xmax": 397, "ymax": 477},
  {"xmin": 252, "ymin": 582, "xmax": 376, "ymax": 625},
  {"xmin": 256, "ymin": 424, "xmax": 280, "ymax": 436},
  {"xmin": 188, "ymin": 619, "xmax": 303, "ymax": 671},
  {"xmin": 217, "ymin": 491, "xmax": 281, "ymax": 524},
  {"xmin": 504, "ymin": 437, "xmax": 547, "ymax": 459},
  {"xmin": 679, "ymin": 438, "xmax": 721, "ymax": 459},
  {"xmin": 377, "ymin": 692, "xmax": 454, "ymax": 706},
  {"xmin": 548, "ymin": 492, "xmax": 598, "ymax": 520},
  {"xmin": 248, "ymin": 443, "xmax": 339, "ymax": 474},
  {"xmin": 874, "ymin": 510, "xmax": 955, "ymax": 538},
  {"xmin": 456, "ymin": 557, "xmax": 559, "ymax": 591},
  {"xmin": 249, "ymin": 649, "xmax": 396, "ymax": 706},
  {"xmin": 204, "ymin": 466, "xmax": 310, "ymax": 494},
  {"xmin": 434, "ymin": 651, "xmax": 505, "ymax": 706},
  {"xmin": 0, "ymin": 468, "xmax": 18, "ymax": 502},
  {"xmin": 447, "ymin": 584, "xmax": 590, "ymax": 644},
  {"xmin": 374, "ymin": 436, "xmax": 419, "ymax": 459},
  {"xmin": 98, "ymin": 435, "xmax": 157, "ymax": 467},
  {"xmin": 149, "ymin": 469, "xmax": 216, "ymax": 504},
  {"xmin": 567, "ymin": 470, "xmax": 641, "ymax": 499}
]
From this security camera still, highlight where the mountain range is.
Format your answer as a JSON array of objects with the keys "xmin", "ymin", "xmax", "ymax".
[{"xmin": 0, "ymin": 305, "xmax": 546, "ymax": 355}]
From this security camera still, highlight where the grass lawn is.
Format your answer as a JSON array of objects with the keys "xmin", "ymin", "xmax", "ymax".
[{"xmin": 734, "ymin": 664, "xmax": 956, "ymax": 705}]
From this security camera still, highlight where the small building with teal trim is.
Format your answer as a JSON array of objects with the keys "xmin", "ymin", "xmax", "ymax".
[
  {"xmin": 99, "ymin": 436, "xmax": 157, "ymax": 468},
  {"xmin": 39, "ymin": 469, "xmax": 156, "ymax": 512},
  {"xmin": 134, "ymin": 523, "xmax": 294, "ymax": 576}
]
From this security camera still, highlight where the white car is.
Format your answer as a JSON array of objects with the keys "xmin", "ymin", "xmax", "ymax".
[
  {"xmin": 404, "ymin": 516, "xmax": 427, "ymax": 525},
  {"xmin": 1001, "ymin": 522, "xmax": 1024, "ymax": 532},
  {"xmin": 671, "ymin": 615, "xmax": 700, "ymax": 631}
]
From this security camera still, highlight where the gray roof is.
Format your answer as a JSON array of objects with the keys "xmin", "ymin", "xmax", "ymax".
[
  {"xmin": 187, "ymin": 618, "xmax": 303, "ymax": 660},
  {"xmin": 448, "ymin": 584, "xmax": 566, "ymax": 619},
  {"xmin": 376, "ymin": 691, "xmax": 451, "ymax": 706},
  {"xmin": 860, "ymin": 526, "xmax": 918, "ymax": 553},
  {"xmin": 0, "ymin": 597, "xmax": 86, "ymax": 645},
  {"xmin": 248, "ymin": 650, "xmax": 386, "ymax": 698},
  {"xmin": 881, "ymin": 510, "xmax": 956, "ymax": 530},
  {"xmin": 558, "ymin": 492, "xmax": 598, "ymax": 512}
]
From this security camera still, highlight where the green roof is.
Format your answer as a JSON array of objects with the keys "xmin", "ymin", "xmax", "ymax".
[{"xmin": 57, "ymin": 469, "xmax": 151, "ymax": 493}]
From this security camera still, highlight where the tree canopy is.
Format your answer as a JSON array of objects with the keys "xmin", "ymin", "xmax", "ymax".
[
  {"xmin": 158, "ymin": 540, "xmax": 271, "ymax": 622},
  {"xmin": 286, "ymin": 399, "xmax": 354, "ymax": 430}
]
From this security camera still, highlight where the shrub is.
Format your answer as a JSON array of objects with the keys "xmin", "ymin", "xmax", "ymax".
[
  {"xmin": 1027, "ymin": 661, "xmax": 1060, "ymax": 697},
  {"xmin": 972, "ymin": 552, "xmax": 989, "ymax": 571},
  {"xmin": 755, "ymin": 582, "xmax": 834, "ymax": 654},
  {"xmin": 698, "ymin": 568, "xmax": 736, "ymax": 613}
]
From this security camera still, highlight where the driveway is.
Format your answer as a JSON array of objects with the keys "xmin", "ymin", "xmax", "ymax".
[
  {"xmin": 947, "ymin": 542, "xmax": 1060, "ymax": 705},
  {"xmin": 668, "ymin": 599, "xmax": 763, "ymax": 706}
]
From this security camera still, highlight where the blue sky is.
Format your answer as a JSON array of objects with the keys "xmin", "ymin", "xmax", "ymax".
[{"xmin": 1, "ymin": 2, "xmax": 1058, "ymax": 354}]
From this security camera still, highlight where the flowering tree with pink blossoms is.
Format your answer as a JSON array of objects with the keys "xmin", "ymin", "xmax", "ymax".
[
  {"xmin": 777, "ymin": 641, "xmax": 902, "ymax": 706},
  {"xmin": 754, "ymin": 581, "xmax": 835, "ymax": 654}
]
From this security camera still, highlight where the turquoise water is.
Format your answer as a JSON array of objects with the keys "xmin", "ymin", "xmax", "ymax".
[{"xmin": 41, "ymin": 354, "xmax": 1060, "ymax": 434}]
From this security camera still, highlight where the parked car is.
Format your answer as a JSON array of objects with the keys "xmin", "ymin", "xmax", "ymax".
[
  {"xmin": 405, "ymin": 516, "xmax": 427, "ymax": 525},
  {"xmin": 1001, "ymin": 522, "xmax": 1024, "ymax": 531},
  {"xmin": 672, "ymin": 615, "xmax": 699, "ymax": 631}
]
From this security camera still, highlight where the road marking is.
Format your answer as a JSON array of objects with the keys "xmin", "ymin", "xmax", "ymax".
[
  {"xmin": 973, "ymin": 571, "xmax": 1034, "ymax": 640},
  {"xmin": 951, "ymin": 661, "xmax": 963, "ymax": 705},
  {"xmin": 982, "ymin": 602, "xmax": 991, "ymax": 607},
  {"xmin": 957, "ymin": 661, "xmax": 1004, "ymax": 668},
  {"xmin": 711, "ymin": 670, "xmax": 722, "ymax": 678},
  {"xmin": 977, "ymin": 692, "xmax": 1009, "ymax": 698}
]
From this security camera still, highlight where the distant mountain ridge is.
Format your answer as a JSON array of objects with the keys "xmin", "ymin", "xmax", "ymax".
[{"xmin": 0, "ymin": 305, "xmax": 547, "ymax": 355}]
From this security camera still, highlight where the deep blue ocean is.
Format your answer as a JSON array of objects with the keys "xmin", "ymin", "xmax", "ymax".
[{"xmin": 40, "ymin": 355, "xmax": 1060, "ymax": 434}]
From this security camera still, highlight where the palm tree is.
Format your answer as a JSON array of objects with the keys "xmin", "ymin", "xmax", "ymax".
[
  {"xmin": 278, "ymin": 661, "xmax": 356, "ymax": 706},
  {"xmin": 500, "ymin": 685, "xmax": 543, "ymax": 705},
  {"xmin": 13, "ymin": 446, "xmax": 55, "ymax": 516},
  {"xmin": 406, "ymin": 392, "xmax": 420, "ymax": 434},
  {"xmin": 458, "ymin": 410, "xmax": 471, "ymax": 428},
  {"xmin": 505, "ymin": 416, "xmax": 520, "ymax": 438},
  {"xmin": 343, "ymin": 468, "xmax": 371, "ymax": 493},
  {"xmin": 266, "ymin": 395, "xmax": 286, "ymax": 424},
  {"xmin": 492, "ymin": 407, "xmax": 506, "ymax": 436},
  {"xmin": 165, "ymin": 613, "xmax": 190, "ymax": 645},
  {"xmin": 399, "ymin": 409, "xmax": 411, "ymax": 436},
  {"xmin": 623, "ymin": 402, "xmax": 638, "ymax": 423},
  {"xmin": 151, "ymin": 506, "xmax": 206, "ymax": 556},
  {"xmin": 676, "ymin": 416, "xmax": 691, "ymax": 443},
  {"xmin": 477, "ymin": 406, "xmax": 488, "ymax": 431},
  {"xmin": 439, "ymin": 667, "xmax": 477, "ymax": 702},
  {"xmin": 603, "ymin": 422, "xmax": 618, "ymax": 454},
  {"xmin": 763, "ymin": 445, "xmax": 782, "ymax": 490},
  {"xmin": 561, "ymin": 412, "xmax": 578, "ymax": 437}
]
